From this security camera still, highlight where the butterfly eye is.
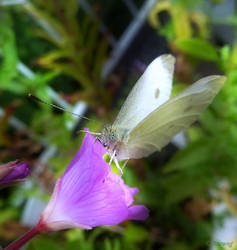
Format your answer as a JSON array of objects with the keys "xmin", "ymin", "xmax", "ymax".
[{"xmin": 103, "ymin": 143, "xmax": 107, "ymax": 147}]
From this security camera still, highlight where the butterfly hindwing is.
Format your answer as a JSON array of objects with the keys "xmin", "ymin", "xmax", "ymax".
[{"xmin": 117, "ymin": 75, "xmax": 225, "ymax": 160}]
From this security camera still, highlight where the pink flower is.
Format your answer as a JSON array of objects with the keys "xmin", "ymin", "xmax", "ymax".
[
  {"xmin": 39, "ymin": 130, "xmax": 149, "ymax": 231},
  {"xmin": 0, "ymin": 161, "xmax": 30, "ymax": 188}
]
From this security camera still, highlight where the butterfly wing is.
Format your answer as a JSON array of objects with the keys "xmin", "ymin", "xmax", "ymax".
[
  {"xmin": 117, "ymin": 75, "xmax": 226, "ymax": 160},
  {"xmin": 113, "ymin": 54, "xmax": 175, "ymax": 131}
]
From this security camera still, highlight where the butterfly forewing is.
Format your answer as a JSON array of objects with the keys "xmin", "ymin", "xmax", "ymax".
[
  {"xmin": 113, "ymin": 54, "xmax": 175, "ymax": 131},
  {"xmin": 117, "ymin": 75, "xmax": 225, "ymax": 160}
]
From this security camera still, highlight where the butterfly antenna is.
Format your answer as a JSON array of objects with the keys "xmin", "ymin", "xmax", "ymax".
[
  {"xmin": 77, "ymin": 130, "xmax": 101, "ymax": 136},
  {"xmin": 28, "ymin": 93, "xmax": 95, "ymax": 122},
  {"xmin": 77, "ymin": 130, "xmax": 101, "ymax": 145}
]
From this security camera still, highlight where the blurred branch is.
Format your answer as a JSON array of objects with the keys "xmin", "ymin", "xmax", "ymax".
[
  {"xmin": 0, "ymin": 0, "xmax": 26, "ymax": 5},
  {"xmin": 79, "ymin": 0, "xmax": 116, "ymax": 47},
  {"xmin": 219, "ymin": 188, "xmax": 237, "ymax": 217},
  {"xmin": 102, "ymin": 0, "xmax": 157, "ymax": 78},
  {"xmin": 122, "ymin": 0, "xmax": 138, "ymax": 17}
]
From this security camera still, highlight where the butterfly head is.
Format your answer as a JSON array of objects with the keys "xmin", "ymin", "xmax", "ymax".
[{"xmin": 98, "ymin": 125, "xmax": 120, "ymax": 153}]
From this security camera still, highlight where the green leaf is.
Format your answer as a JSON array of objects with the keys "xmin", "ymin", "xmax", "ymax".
[
  {"xmin": 164, "ymin": 172, "xmax": 213, "ymax": 204},
  {"xmin": 0, "ymin": 14, "xmax": 19, "ymax": 89},
  {"xmin": 104, "ymin": 238, "xmax": 113, "ymax": 250},
  {"xmin": 214, "ymin": 241, "xmax": 226, "ymax": 250},
  {"xmin": 1, "ymin": 80, "xmax": 26, "ymax": 94},
  {"xmin": 175, "ymin": 38, "xmax": 219, "ymax": 61},
  {"xmin": 26, "ymin": 237, "xmax": 64, "ymax": 250},
  {"xmin": 220, "ymin": 45, "xmax": 231, "ymax": 63},
  {"xmin": 0, "ymin": 208, "xmax": 17, "ymax": 225},
  {"xmin": 93, "ymin": 38, "xmax": 108, "ymax": 81},
  {"xmin": 164, "ymin": 138, "xmax": 212, "ymax": 173},
  {"xmin": 39, "ymin": 50, "xmax": 70, "ymax": 65},
  {"xmin": 159, "ymin": 21, "xmax": 175, "ymax": 42},
  {"xmin": 124, "ymin": 225, "xmax": 149, "ymax": 243}
]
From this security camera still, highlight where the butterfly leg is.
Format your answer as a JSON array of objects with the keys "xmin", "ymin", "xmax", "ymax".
[
  {"xmin": 91, "ymin": 132, "xmax": 102, "ymax": 135},
  {"xmin": 114, "ymin": 157, "xmax": 123, "ymax": 175},
  {"xmin": 122, "ymin": 159, "xmax": 128, "ymax": 170},
  {"xmin": 109, "ymin": 150, "xmax": 116, "ymax": 165}
]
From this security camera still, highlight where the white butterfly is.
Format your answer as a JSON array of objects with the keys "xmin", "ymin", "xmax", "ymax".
[{"xmin": 98, "ymin": 54, "xmax": 225, "ymax": 172}]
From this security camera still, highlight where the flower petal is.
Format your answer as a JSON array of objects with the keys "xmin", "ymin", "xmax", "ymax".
[
  {"xmin": 64, "ymin": 129, "xmax": 106, "ymax": 175},
  {"xmin": 0, "ymin": 162, "xmax": 30, "ymax": 183},
  {"xmin": 40, "ymin": 130, "xmax": 149, "ymax": 230},
  {"xmin": 42, "ymin": 177, "xmax": 62, "ymax": 222},
  {"xmin": 127, "ymin": 205, "xmax": 149, "ymax": 220},
  {"xmin": 44, "ymin": 220, "xmax": 92, "ymax": 231}
]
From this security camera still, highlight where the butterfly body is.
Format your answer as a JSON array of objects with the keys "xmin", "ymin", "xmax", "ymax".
[{"xmin": 100, "ymin": 125, "xmax": 128, "ymax": 157}]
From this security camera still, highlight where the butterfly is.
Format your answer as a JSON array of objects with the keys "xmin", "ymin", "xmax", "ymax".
[{"xmin": 97, "ymin": 54, "xmax": 226, "ymax": 172}]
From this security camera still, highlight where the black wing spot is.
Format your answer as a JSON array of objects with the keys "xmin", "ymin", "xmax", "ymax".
[{"xmin": 155, "ymin": 88, "xmax": 160, "ymax": 99}]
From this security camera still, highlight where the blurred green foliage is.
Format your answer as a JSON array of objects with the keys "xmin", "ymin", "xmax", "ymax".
[
  {"xmin": 1, "ymin": 0, "xmax": 237, "ymax": 250},
  {"xmin": 22, "ymin": 0, "xmax": 109, "ymax": 106}
]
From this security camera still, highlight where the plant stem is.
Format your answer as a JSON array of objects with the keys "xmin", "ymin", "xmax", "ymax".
[
  {"xmin": 4, "ymin": 221, "xmax": 47, "ymax": 250},
  {"xmin": 220, "ymin": 188, "xmax": 237, "ymax": 217}
]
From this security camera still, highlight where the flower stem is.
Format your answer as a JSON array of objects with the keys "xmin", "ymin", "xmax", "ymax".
[{"xmin": 4, "ymin": 221, "xmax": 47, "ymax": 250}]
